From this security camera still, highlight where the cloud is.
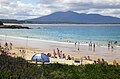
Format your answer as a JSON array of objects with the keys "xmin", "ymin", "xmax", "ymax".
[{"xmin": 0, "ymin": 0, "xmax": 120, "ymax": 20}]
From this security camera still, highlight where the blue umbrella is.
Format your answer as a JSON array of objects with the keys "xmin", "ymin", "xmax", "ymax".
[{"xmin": 32, "ymin": 53, "xmax": 50, "ymax": 62}]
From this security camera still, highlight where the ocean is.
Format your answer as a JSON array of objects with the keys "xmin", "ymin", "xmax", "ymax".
[{"xmin": 0, "ymin": 24, "xmax": 120, "ymax": 46}]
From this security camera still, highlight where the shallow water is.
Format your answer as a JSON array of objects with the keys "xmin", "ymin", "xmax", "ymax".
[{"xmin": 0, "ymin": 24, "xmax": 120, "ymax": 46}]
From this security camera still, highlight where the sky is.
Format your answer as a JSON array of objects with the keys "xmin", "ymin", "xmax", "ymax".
[{"xmin": 0, "ymin": 0, "xmax": 120, "ymax": 20}]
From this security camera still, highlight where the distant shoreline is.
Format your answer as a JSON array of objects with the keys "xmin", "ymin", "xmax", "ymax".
[
  {"xmin": 3, "ymin": 23, "xmax": 120, "ymax": 26},
  {"xmin": 0, "ymin": 25, "xmax": 30, "ymax": 29}
]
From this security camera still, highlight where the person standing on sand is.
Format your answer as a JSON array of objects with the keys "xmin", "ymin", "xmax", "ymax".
[
  {"xmin": 78, "ymin": 46, "xmax": 79, "ymax": 51},
  {"xmin": 53, "ymin": 49, "xmax": 56, "ymax": 56},
  {"xmin": 22, "ymin": 50, "xmax": 25, "ymax": 58},
  {"xmin": 57, "ymin": 48, "xmax": 60, "ymax": 56},
  {"xmin": 77, "ymin": 41, "xmax": 80, "ymax": 51},
  {"xmin": 10, "ymin": 42, "xmax": 12, "ymax": 50},
  {"xmin": 5, "ymin": 42, "xmax": 8, "ymax": 47}
]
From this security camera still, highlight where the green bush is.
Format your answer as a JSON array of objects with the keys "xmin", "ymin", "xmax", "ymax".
[{"xmin": 0, "ymin": 55, "xmax": 120, "ymax": 79}]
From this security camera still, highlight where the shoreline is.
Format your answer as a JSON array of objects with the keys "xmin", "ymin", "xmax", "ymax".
[
  {"xmin": 0, "ymin": 35, "xmax": 88, "ymax": 46},
  {"xmin": 0, "ymin": 34, "xmax": 116, "ymax": 47},
  {"xmin": 0, "ymin": 34, "xmax": 120, "ymax": 64}
]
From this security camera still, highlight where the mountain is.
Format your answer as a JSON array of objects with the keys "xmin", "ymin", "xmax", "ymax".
[{"xmin": 25, "ymin": 11, "xmax": 120, "ymax": 23}]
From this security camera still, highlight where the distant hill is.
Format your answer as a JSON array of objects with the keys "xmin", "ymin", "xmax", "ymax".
[
  {"xmin": 25, "ymin": 11, "xmax": 120, "ymax": 23},
  {"xmin": 0, "ymin": 19, "xmax": 20, "ymax": 23}
]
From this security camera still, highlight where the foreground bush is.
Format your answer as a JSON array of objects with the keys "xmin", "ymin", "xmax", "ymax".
[{"xmin": 0, "ymin": 55, "xmax": 120, "ymax": 79}]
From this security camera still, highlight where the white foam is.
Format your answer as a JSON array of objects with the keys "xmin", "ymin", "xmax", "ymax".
[
  {"xmin": 0, "ymin": 35, "xmax": 89, "ymax": 46},
  {"xmin": 0, "ymin": 35, "xmax": 73, "ymax": 45}
]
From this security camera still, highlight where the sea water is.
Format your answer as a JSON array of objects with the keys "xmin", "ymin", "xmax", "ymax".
[{"xmin": 0, "ymin": 24, "xmax": 120, "ymax": 46}]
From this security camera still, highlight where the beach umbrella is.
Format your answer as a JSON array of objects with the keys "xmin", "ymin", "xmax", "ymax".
[{"xmin": 32, "ymin": 53, "xmax": 50, "ymax": 62}]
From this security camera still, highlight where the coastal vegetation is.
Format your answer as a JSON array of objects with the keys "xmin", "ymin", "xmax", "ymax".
[
  {"xmin": 0, "ymin": 21, "xmax": 30, "ymax": 29},
  {"xmin": 0, "ymin": 55, "xmax": 120, "ymax": 79},
  {"xmin": 0, "ymin": 25, "xmax": 30, "ymax": 29},
  {"xmin": 0, "ymin": 21, "xmax": 3, "ymax": 25}
]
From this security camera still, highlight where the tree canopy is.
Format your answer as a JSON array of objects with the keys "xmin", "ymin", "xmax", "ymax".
[{"xmin": 0, "ymin": 21, "xmax": 3, "ymax": 25}]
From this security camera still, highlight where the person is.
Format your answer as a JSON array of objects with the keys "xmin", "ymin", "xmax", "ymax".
[
  {"xmin": 3, "ymin": 47, "xmax": 9, "ymax": 55},
  {"xmin": 53, "ymin": 49, "xmax": 57, "ymax": 58},
  {"xmin": 75, "ymin": 41, "xmax": 77, "ymax": 47},
  {"xmin": 78, "ymin": 46, "xmax": 79, "ymax": 51},
  {"xmin": 57, "ymin": 48, "xmax": 60, "ymax": 54},
  {"xmin": 101, "ymin": 58, "xmax": 105, "ymax": 63},
  {"xmin": 67, "ymin": 55, "xmax": 71, "ymax": 60},
  {"xmin": 10, "ymin": 42, "xmax": 13, "ymax": 50},
  {"xmin": 97, "ymin": 58, "xmax": 100, "ymax": 63},
  {"xmin": 93, "ymin": 43, "xmax": 96, "ymax": 52},
  {"xmin": 47, "ymin": 53, "xmax": 51, "ymax": 57},
  {"xmin": 22, "ymin": 50, "xmax": 25, "ymax": 58},
  {"xmin": 63, "ymin": 53, "xmax": 66, "ymax": 59},
  {"xmin": 83, "ymin": 56, "xmax": 87, "ymax": 60},
  {"xmin": 89, "ymin": 41, "xmax": 92, "ymax": 47},
  {"xmin": 89, "ymin": 41, "xmax": 92, "ymax": 51},
  {"xmin": 116, "ymin": 63, "xmax": 119, "ymax": 66},
  {"xmin": 0, "ymin": 44, "xmax": 2, "ymax": 50},
  {"xmin": 93, "ymin": 60, "xmax": 97, "ymax": 64},
  {"xmin": 60, "ymin": 50, "xmax": 62, "ymax": 54},
  {"xmin": 20, "ymin": 49, "xmax": 22, "ymax": 53},
  {"xmin": 114, "ymin": 41, "xmax": 117, "ymax": 45},
  {"xmin": 5, "ymin": 42, "xmax": 8, "ymax": 47},
  {"xmin": 108, "ymin": 42, "xmax": 110, "ymax": 50},
  {"xmin": 58, "ymin": 50, "xmax": 63, "ymax": 58},
  {"xmin": 0, "ymin": 45, "xmax": 3, "ymax": 53},
  {"xmin": 113, "ymin": 60, "xmax": 117, "ymax": 66},
  {"xmin": 111, "ymin": 45, "xmax": 114, "ymax": 52},
  {"xmin": 87, "ymin": 56, "xmax": 92, "ymax": 61}
]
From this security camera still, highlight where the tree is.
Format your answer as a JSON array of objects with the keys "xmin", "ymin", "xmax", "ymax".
[{"xmin": 0, "ymin": 21, "xmax": 3, "ymax": 25}]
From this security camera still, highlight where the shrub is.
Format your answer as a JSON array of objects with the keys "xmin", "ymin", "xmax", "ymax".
[{"xmin": 0, "ymin": 55, "xmax": 120, "ymax": 79}]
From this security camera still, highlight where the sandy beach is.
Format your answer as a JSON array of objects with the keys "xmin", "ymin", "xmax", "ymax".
[{"xmin": 0, "ymin": 35, "xmax": 120, "ymax": 64}]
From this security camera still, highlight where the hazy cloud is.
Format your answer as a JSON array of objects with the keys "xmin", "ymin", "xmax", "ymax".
[{"xmin": 0, "ymin": 0, "xmax": 120, "ymax": 20}]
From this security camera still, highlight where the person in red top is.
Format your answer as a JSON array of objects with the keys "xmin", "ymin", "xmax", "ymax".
[{"xmin": 97, "ymin": 58, "xmax": 100, "ymax": 62}]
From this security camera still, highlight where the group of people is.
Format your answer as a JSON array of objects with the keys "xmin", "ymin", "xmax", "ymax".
[
  {"xmin": 75, "ymin": 41, "xmax": 80, "ymax": 51},
  {"xmin": 0, "ymin": 42, "xmax": 13, "ymax": 55},
  {"xmin": 107, "ymin": 41, "xmax": 117, "ymax": 51},
  {"xmin": 19, "ymin": 49, "xmax": 26, "ymax": 58},
  {"xmin": 74, "ymin": 41, "xmax": 96, "ymax": 52},
  {"xmin": 82, "ymin": 56, "xmax": 119, "ymax": 66},
  {"xmin": 75, "ymin": 41, "xmax": 118, "ymax": 52},
  {"xmin": 48, "ymin": 48, "xmax": 73, "ymax": 60},
  {"xmin": 89, "ymin": 41, "xmax": 96, "ymax": 52},
  {"xmin": 93, "ymin": 58, "xmax": 107, "ymax": 64},
  {"xmin": 0, "ymin": 41, "xmax": 119, "ymax": 66}
]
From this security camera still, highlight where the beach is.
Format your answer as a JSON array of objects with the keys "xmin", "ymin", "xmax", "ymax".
[{"xmin": 0, "ymin": 35, "xmax": 120, "ymax": 64}]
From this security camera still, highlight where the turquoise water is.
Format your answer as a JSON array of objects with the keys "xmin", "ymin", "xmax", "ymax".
[{"xmin": 0, "ymin": 24, "xmax": 120, "ymax": 46}]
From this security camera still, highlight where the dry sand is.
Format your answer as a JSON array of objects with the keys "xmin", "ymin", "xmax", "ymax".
[{"xmin": 0, "ymin": 35, "xmax": 120, "ymax": 65}]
